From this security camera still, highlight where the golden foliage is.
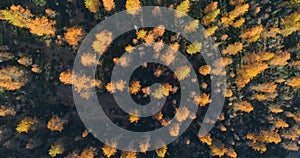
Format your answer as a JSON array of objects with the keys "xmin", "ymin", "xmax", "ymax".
[
  {"xmin": 175, "ymin": 106, "xmax": 190, "ymax": 122},
  {"xmin": 129, "ymin": 109, "xmax": 140, "ymax": 123},
  {"xmin": 49, "ymin": 145, "xmax": 64, "ymax": 157},
  {"xmin": 144, "ymin": 32, "xmax": 155, "ymax": 46},
  {"xmin": 224, "ymin": 89, "xmax": 233, "ymax": 97},
  {"xmin": 16, "ymin": 117, "xmax": 38, "ymax": 133},
  {"xmin": 169, "ymin": 122, "xmax": 180, "ymax": 137},
  {"xmin": 151, "ymin": 83, "xmax": 173, "ymax": 99},
  {"xmin": 121, "ymin": 151, "xmax": 137, "ymax": 158},
  {"xmin": 160, "ymin": 45, "xmax": 177, "ymax": 65},
  {"xmin": 125, "ymin": 0, "xmax": 141, "ymax": 15},
  {"xmin": 129, "ymin": 80, "xmax": 141, "ymax": 95},
  {"xmin": 235, "ymin": 101, "xmax": 253, "ymax": 113},
  {"xmin": 202, "ymin": 9, "xmax": 220, "ymax": 26},
  {"xmin": 222, "ymin": 42, "xmax": 243, "ymax": 55},
  {"xmin": 285, "ymin": 111, "xmax": 300, "ymax": 123},
  {"xmin": 226, "ymin": 148, "xmax": 237, "ymax": 158},
  {"xmin": 26, "ymin": 16, "xmax": 56, "ymax": 36},
  {"xmin": 0, "ymin": 106, "xmax": 16, "ymax": 117},
  {"xmin": 235, "ymin": 63, "xmax": 269, "ymax": 88},
  {"xmin": 103, "ymin": 0, "xmax": 115, "ymax": 11},
  {"xmin": 269, "ymin": 51, "xmax": 290, "ymax": 66},
  {"xmin": 84, "ymin": 0, "xmax": 100, "ymax": 13},
  {"xmin": 273, "ymin": 118, "xmax": 289, "ymax": 129},
  {"xmin": 0, "ymin": 52, "xmax": 14, "ymax": 62},
  {"xmin": 253, "ymin": 92, "xmax": 278, "ymax": 101},
  {"xmin": 106, "ymin": 80, "xmax": 126, "ymax": 93},
  {"xmin": 64, "ymin": 27, "xmax": 85, "ymax": 47},
  {"xmin": 240, "ymin": 25, "xmax": 264, "ymax": 43},
  {"xmin": 198, "ymin": 133, "xmax": 212, "ymax": 145},
  {"xmin": 78, "ymin": 147, "xmax": 96, "ymax": 158},
  {"xmin": 232, "ymin": 17, "xmax": 245, "ymax": 28},
  {"xmin": 174, "ymin": 65, "xmax": 191, "ymax": 81},
  {"xmin": 175, "ymin": 0, "xmax": 190, "ymax": 18},
  {"xmin": 280, "ymin": 11, "xmax": 300, "ymax": 37},
  {"xmin": 194, "ymin": 93, "xmax": 211, "ymax": 106},
  {"xmin": 59, "ymin": 70, "xmax": 102, "ymax": 99},
  {"xmin": 59, "ymin": 70, "xmax": 73, "ymax": 85},
  {"xmin": 31, "ymin": 64, "xmax": 41, "ymax": 73},
  {"xmin": 221, "ymin": 4, "xmax": 249, "ymax": 27},
  {"xmin": 125, "ymin": 45, "xmax": 135, "ymax": 53},
  {"xmin": 247, "ymin": 141, "xmax": 267, "ymax": 153},
  {"xmin": 81, "ymin": 53, "xmax": 98, "ymax": 66},
  {"xmin": 229, "ymin": 0, "xmax": 245, "ymax": 5},
  {"xmin": 0, "ymin": 66, "xmax": 28, "ymax": 90},
  {"xmin": 0, "ymin": 5, "xmax": 33, "ymax": 28},
  {"xmin": 136, "ymin": 29, "xmax": 147, "ymax": 39},
  {"xmin": 264, "ymin": 27, "xmax": 281, "ymax": 38},
  {"xmin": 204, "ymin": 2, "xmax": 218, "ymax": 14},
  {"xmin": 250, "ymin": 82, "xmax": 277, "ymax": 93},
  {"xmin": 139, "ymin": 140, "xmax": 150, "ymax": 153},
  {"xmin": 282, "ymin": 142, "xmax": 299, "ymax": 151},
  {"xmin": 17, "ymin": 56, "xmax": 32, "ymax": 67},
  {"xmin": 92, "ymin": 30, "xmax": 113, "ymax": 55},
  {"xmin": 204, "ymin": 25, "xmax": 218, "ymax": 37},
  {"xmin": 210, "ymin": 144, "xmax": 227, "ymax": 157},
  {"xmin": 0, "ymin": 5, "xmax": 55, "ymax": 36},
  {"xmin": 47, "ymin": 115, "xmax": 64, "ymax": 132},
  {"xmin": 268, "ymin": 105, "xmax": 283, "ymax": 114},
  {"xmin": 259, "ymin": 51, "xmax": 275, "ymax": 61},
  {"xmin": 45, "ymin": 8, "xmax": 57, "ymax": 18},
  {"xmin": 102, "ymin": 145, "xmax": 117, "ymax": 158},
  {"xmin": 286, "ymin": 76, "xmax": 300, "ymax": 87},
  {"xmin": 281, "ymin": 125, "xmax": 300, "ymax": 140},
  {"xmin": 184, "ymin": 20, "xmax": 199, "ymax": 33},
  {"xmin": 186, "ymin": 42, "xmax": 202, "ymax": 55},
  {"xmin": 211, "ymin": 57, "xmax": 232, "ymax": 76},
  {"xmin": 153, "ymin": 40, "xmax": 164, "ymax": 53},
  {"xmin": 247, "ymin": 128, "xmax": 282, "ymax": 145},
  {"xmin": 155, "ymin": 145, "xmax": 167, "ymax": 158},
  {"xmin": 153, "ymin": 25, "xmax": 165, "ymax": 37},
  {"xmin": 198, "ymin": 65, "xmax": 211, "ymax": 76}
]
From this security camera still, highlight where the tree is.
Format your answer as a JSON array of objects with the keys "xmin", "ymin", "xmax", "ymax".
[
  {"xmin": 84, "ymin": 0, "xmax": 100, "ymax": 13},
  {"xmin": 64, "ymin": 27, "xmax": 85, "ymax": 47},
  {"xmin": 186, "ymin": 42, "xmax": 202, "ymax": 55},
  {"xmin": 101, "ymin": 145, "xmax": 117, "ymax": 158},
  {"xmin": 125, "ymin": 0, "xmax": 141, "ymax": 15},
  {"xmin": 222, "ymin": 42, "xmax": 243, "ymax": 55},
  {"xmin": 234, "ymin": 101, "xmax": 253, "ymax": 113},
  {"xmin": 49, "ymin": 145, "xmax": 64, "ymax": 157},
  {"xmin": 240, "ymin": 25, "xmax": 264, "ymax": 43},
  {"xmin": 103, "ymin": 0, "xmax": 115, "ymax": 11},
  {"xmin": 0, "ymin": 5, "xmax": 33, "ymax": 28},
  {"xmin": 92, "ymin": 30, "xmax": 113, "ymax": 55},
  {"xmin": 0, "ymin": 66, "xmax": 28, "ymax": 90},
  {"xmin": 16, "ymin": 117, "xmax": 38, "ymax": 133},
  {"xmin": 47, "ymin": 115, "xmax": 64, "ymax": 132},
  {"xmin": 175, "ymin": 0, "xmax": 190, "ymax": 18}
]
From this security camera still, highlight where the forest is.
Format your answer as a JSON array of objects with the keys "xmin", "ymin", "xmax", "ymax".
[{"xmin": 0, "ymin": 0, "xmax": 299, "ymax": 157}]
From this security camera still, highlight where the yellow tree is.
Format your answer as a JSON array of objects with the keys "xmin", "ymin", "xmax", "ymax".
[
  {"xmin": 0, "ymin": 66, "xmax": 28, "ymax": 90},
  {"xmin": 175, "ymin": 0, "xmax": 190, "ymax": 18},
  {"xmin": 126, "ymin": 0, "xmax": 141, "ymax": 15},
  {"xmin": 64, "ymin": 27, "xmax": 85, "ymax": 47},
  {"xmin": 103, "ymin": 0, "xmax": 115, "ymax": 11},
  {"xmin": 0, "ymin": 5, "xmax": 33, "ymax": 28},
  {"xmin": 84, "ymin": 0, "xmax": 100, "ymax": 13},
  {"xmin": 240, "ymin": 25, "xmax": 264, "ymax": 43},
  {"xmin": 26, "ymin": 16, "xmax": 56, "ymax": 36}
]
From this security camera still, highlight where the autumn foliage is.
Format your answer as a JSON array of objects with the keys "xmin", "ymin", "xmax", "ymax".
[
  {"xmin": 64, "ymin": 27, "xmax": 85, "ymax": 47},
  {"xmin": 0, "ymin": 5, "xmax": 56, "ymax": 36}
]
